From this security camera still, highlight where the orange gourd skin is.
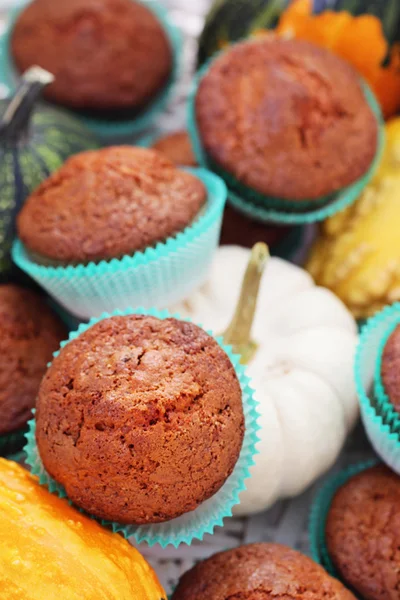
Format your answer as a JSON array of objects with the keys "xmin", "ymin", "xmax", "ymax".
[
  {"xmin": 0, "ymin": 459, "xmax": 166, "ymax": 600},
  {"xmin": 272, "ymin": 0, "xmax": 400, "ymax": 119}
]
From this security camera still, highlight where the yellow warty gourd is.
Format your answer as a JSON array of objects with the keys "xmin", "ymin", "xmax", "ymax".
[
  {"xmin": 307, "ymin": 118, "xmax": 400, "ymax": 319},
  {"xmin": 0, "ymin": 459, "xmax": 166, "ymax": 600}
]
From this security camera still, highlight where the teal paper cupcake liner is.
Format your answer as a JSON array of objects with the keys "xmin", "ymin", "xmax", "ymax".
[
  {"xmin": 187, "ymin": 55, "xmax": 384, "ymax": 225},
  {"xmin": 24, "ymin": 306, "xmax": 259, "ymax": 548},
  {"xmin": 12, "ymin": 168, "xmax": 227, "ymax": 320},
  {"xmin": 309, "ymin": 459, "xmax": 379, "ymax": 578},
  {"xmin": 355, "ymin": 303, "xmax": 400, "ymax": 472},
  {"xmin": 0, "ymin": 427, "xmax": 28, "ymax": 457},
  {"xmin": 0, "ymin": 0, "xmax": 182, "ymax": 140},
  {"xmin": 372, "ymin": 306, "xmax": 400, "ymax": 431}
]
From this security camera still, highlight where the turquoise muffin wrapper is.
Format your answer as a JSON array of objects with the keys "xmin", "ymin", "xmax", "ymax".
[
  {"xmin": 309, "ymin": 459, "xmax": 379, "ymax": 578},
  {"xmin": 12, "ymin": 168, "xmax": 227, "ymax": 320},
  {"xmin": 373, "ymin": 308, "xmax": 400, "ymax": 432},
  {"xmin": 355, "ymin": 303, "xmax": 400, "ymax": 472},
  {"xmin": 0, "ymin": 427, "xmax": 28, "ymax": 457},
  {"xmin": 187, "ymin": 55, "xmax": 384, "ymax": 224},
  {"xmin": 0, "ymin": 0, "xmax": 182, "ymax": 140},
  {"xmin": 24, "ymin": 306, "xmax": 259, "ymax": 548}
]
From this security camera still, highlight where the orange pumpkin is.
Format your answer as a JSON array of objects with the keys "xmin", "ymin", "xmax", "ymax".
[
  {"xmin": 0, "ymin": 459, "xmax": 166, "ymax": 600},
  {"xmin": 270, "ymin": 0, "xmax": 400, "ymax": 119}
]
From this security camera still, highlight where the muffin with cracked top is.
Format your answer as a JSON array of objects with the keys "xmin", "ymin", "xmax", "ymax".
[
  {"xmin": 17, "ymin": 146, "xmax": 207, "ymax": 265},
  {"xmin": 35, "ymin": 313, "xmax": 244, "ymax": 524},
  {"xmin": 326, "ymin": 465, "xmax": 400, "ymax": 600},
  {"xmin": 11, "ymin": 0, "xmax": 172, "ymax": 115},
  {"xmin": 194, "ymin": 37, "xmax": 378, "ymax": 202},
  {"xmin": 13, "ymin": 144, "xmax": 225, "ymax": 321},
  {"xmin": 171, "ymin": 543, "xmax": 356, "ymax": 599}
]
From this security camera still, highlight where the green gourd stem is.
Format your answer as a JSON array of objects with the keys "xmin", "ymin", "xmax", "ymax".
[
  {"xmin": 0, "ymin": 66, "xmax": 54, "ymax": 141},
  {"xmin": 223, "ymin": 242, "xmax": 269, "ymax": 365}
]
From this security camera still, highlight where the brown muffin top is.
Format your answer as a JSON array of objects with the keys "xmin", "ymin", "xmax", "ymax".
[
  {"xmin": 11, "ymin": 0, "xmax": 172, "ymax": 111},
  {"xmin": 36, "ymin": 314, "xmax": 244, "ymax": 524},
  {"xmin": 326, "ymin": 465, "xmax": 400, "ymax": 600},
  {"xmin": 381, "ymin": 325, "xmax": 400, "ymax": 413},
  {"xmin": 172, "ymin": 543, "xmax": 356, "ymax": 599},
  {"xmin": 196, "ymin": 38, "xmax": 378, "ymax": 201},
  {"xmin": 151, "ymin": 131, "xmax": 197, "ymax": 167},
  {"xmin": 0, "ymin": 284, "xmax": 66, "ymax": 436},
  {"xmin": 17, "ymin": 146, "xmax": 206, "ymax": 264}
]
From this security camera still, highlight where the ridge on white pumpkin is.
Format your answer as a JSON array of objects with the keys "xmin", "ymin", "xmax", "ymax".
[{"xmin": 172, "ymin": 245, "xmax": 358, "ymax": 516}]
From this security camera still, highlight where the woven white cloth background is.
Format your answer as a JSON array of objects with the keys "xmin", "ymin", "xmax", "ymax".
[{"xmin": 0, "ymin": 0, "xmax": 375, "ymax": 595}]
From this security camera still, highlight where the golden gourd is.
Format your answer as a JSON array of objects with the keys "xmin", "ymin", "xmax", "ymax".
[
  {"xmin": 307, "ymin": 118, "xmax": 400, "ymax": 320},
  {"xmin": 0, "ymin": 459, "xmax": 166, "ymax": 600}
]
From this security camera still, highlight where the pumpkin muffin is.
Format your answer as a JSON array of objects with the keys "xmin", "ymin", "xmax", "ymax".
[
  {"xmin": 0, "ymin": 284, "xmax": 66, "ymax": 436},
  {"xmin": 17, "ymin": 146, "xmax": 207, "ymax": 264},
  {"xmin": 381, "ymin": 325, "xmax": 400, "ymax": 413},
  {"xmin": 35, "ymin": 314, "xmax": 244, "ymax": 524},
  {"xmin": 195, "ymin": 38, "xmax": 378, "ymax": 201},
  {"xmin": 11, "ymin": 0, "xmax": 172, "ymax": 113},
  {"xmin": 172, "ymin": 543, "xmax": 356, "ymax": 599},
  {"xmin": 151, "ymin": 130, "xmax": 197, "ymax": 167},
  {"xmin": 326, "ymin": 465, "xmax": 400, "ymax": 600}
]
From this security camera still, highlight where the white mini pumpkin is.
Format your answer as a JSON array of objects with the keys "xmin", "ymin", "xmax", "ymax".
[{"xmin": 173, "ymin": 245, "xmax": 359, "ymax": 516}]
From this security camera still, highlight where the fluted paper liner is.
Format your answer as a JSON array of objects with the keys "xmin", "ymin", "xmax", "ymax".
[
  {"xmin": 309, "ymin": 459, "xmax": 379, "ymax": 578},
  {"xmin": 187, "ymin": 53, "xmax": 384, "ymax": 225},
  {"xmin": 12, "ymin": 168, "xmax": 227, "ymax": 320},
  {"xmin": 355, "ymin": 303, "xmax": 400, "ymax": 472},
  {"xmin": 24, "ymin": 307, "xmax": 259, "ymax": 548}
]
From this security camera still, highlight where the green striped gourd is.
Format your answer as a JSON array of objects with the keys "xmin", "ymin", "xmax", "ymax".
[{"xmin": 0, "ymin": 66, "xmax": 98, "ymax": 277}]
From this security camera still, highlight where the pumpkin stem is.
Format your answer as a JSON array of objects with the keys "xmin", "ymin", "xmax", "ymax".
[
  {"xmin": 0, "ymin": 66, "xmax": 54, "ymax": 141},
  {"xmin": 223, "ymin": 242, "xmax": 269, "ymax": 365}
]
